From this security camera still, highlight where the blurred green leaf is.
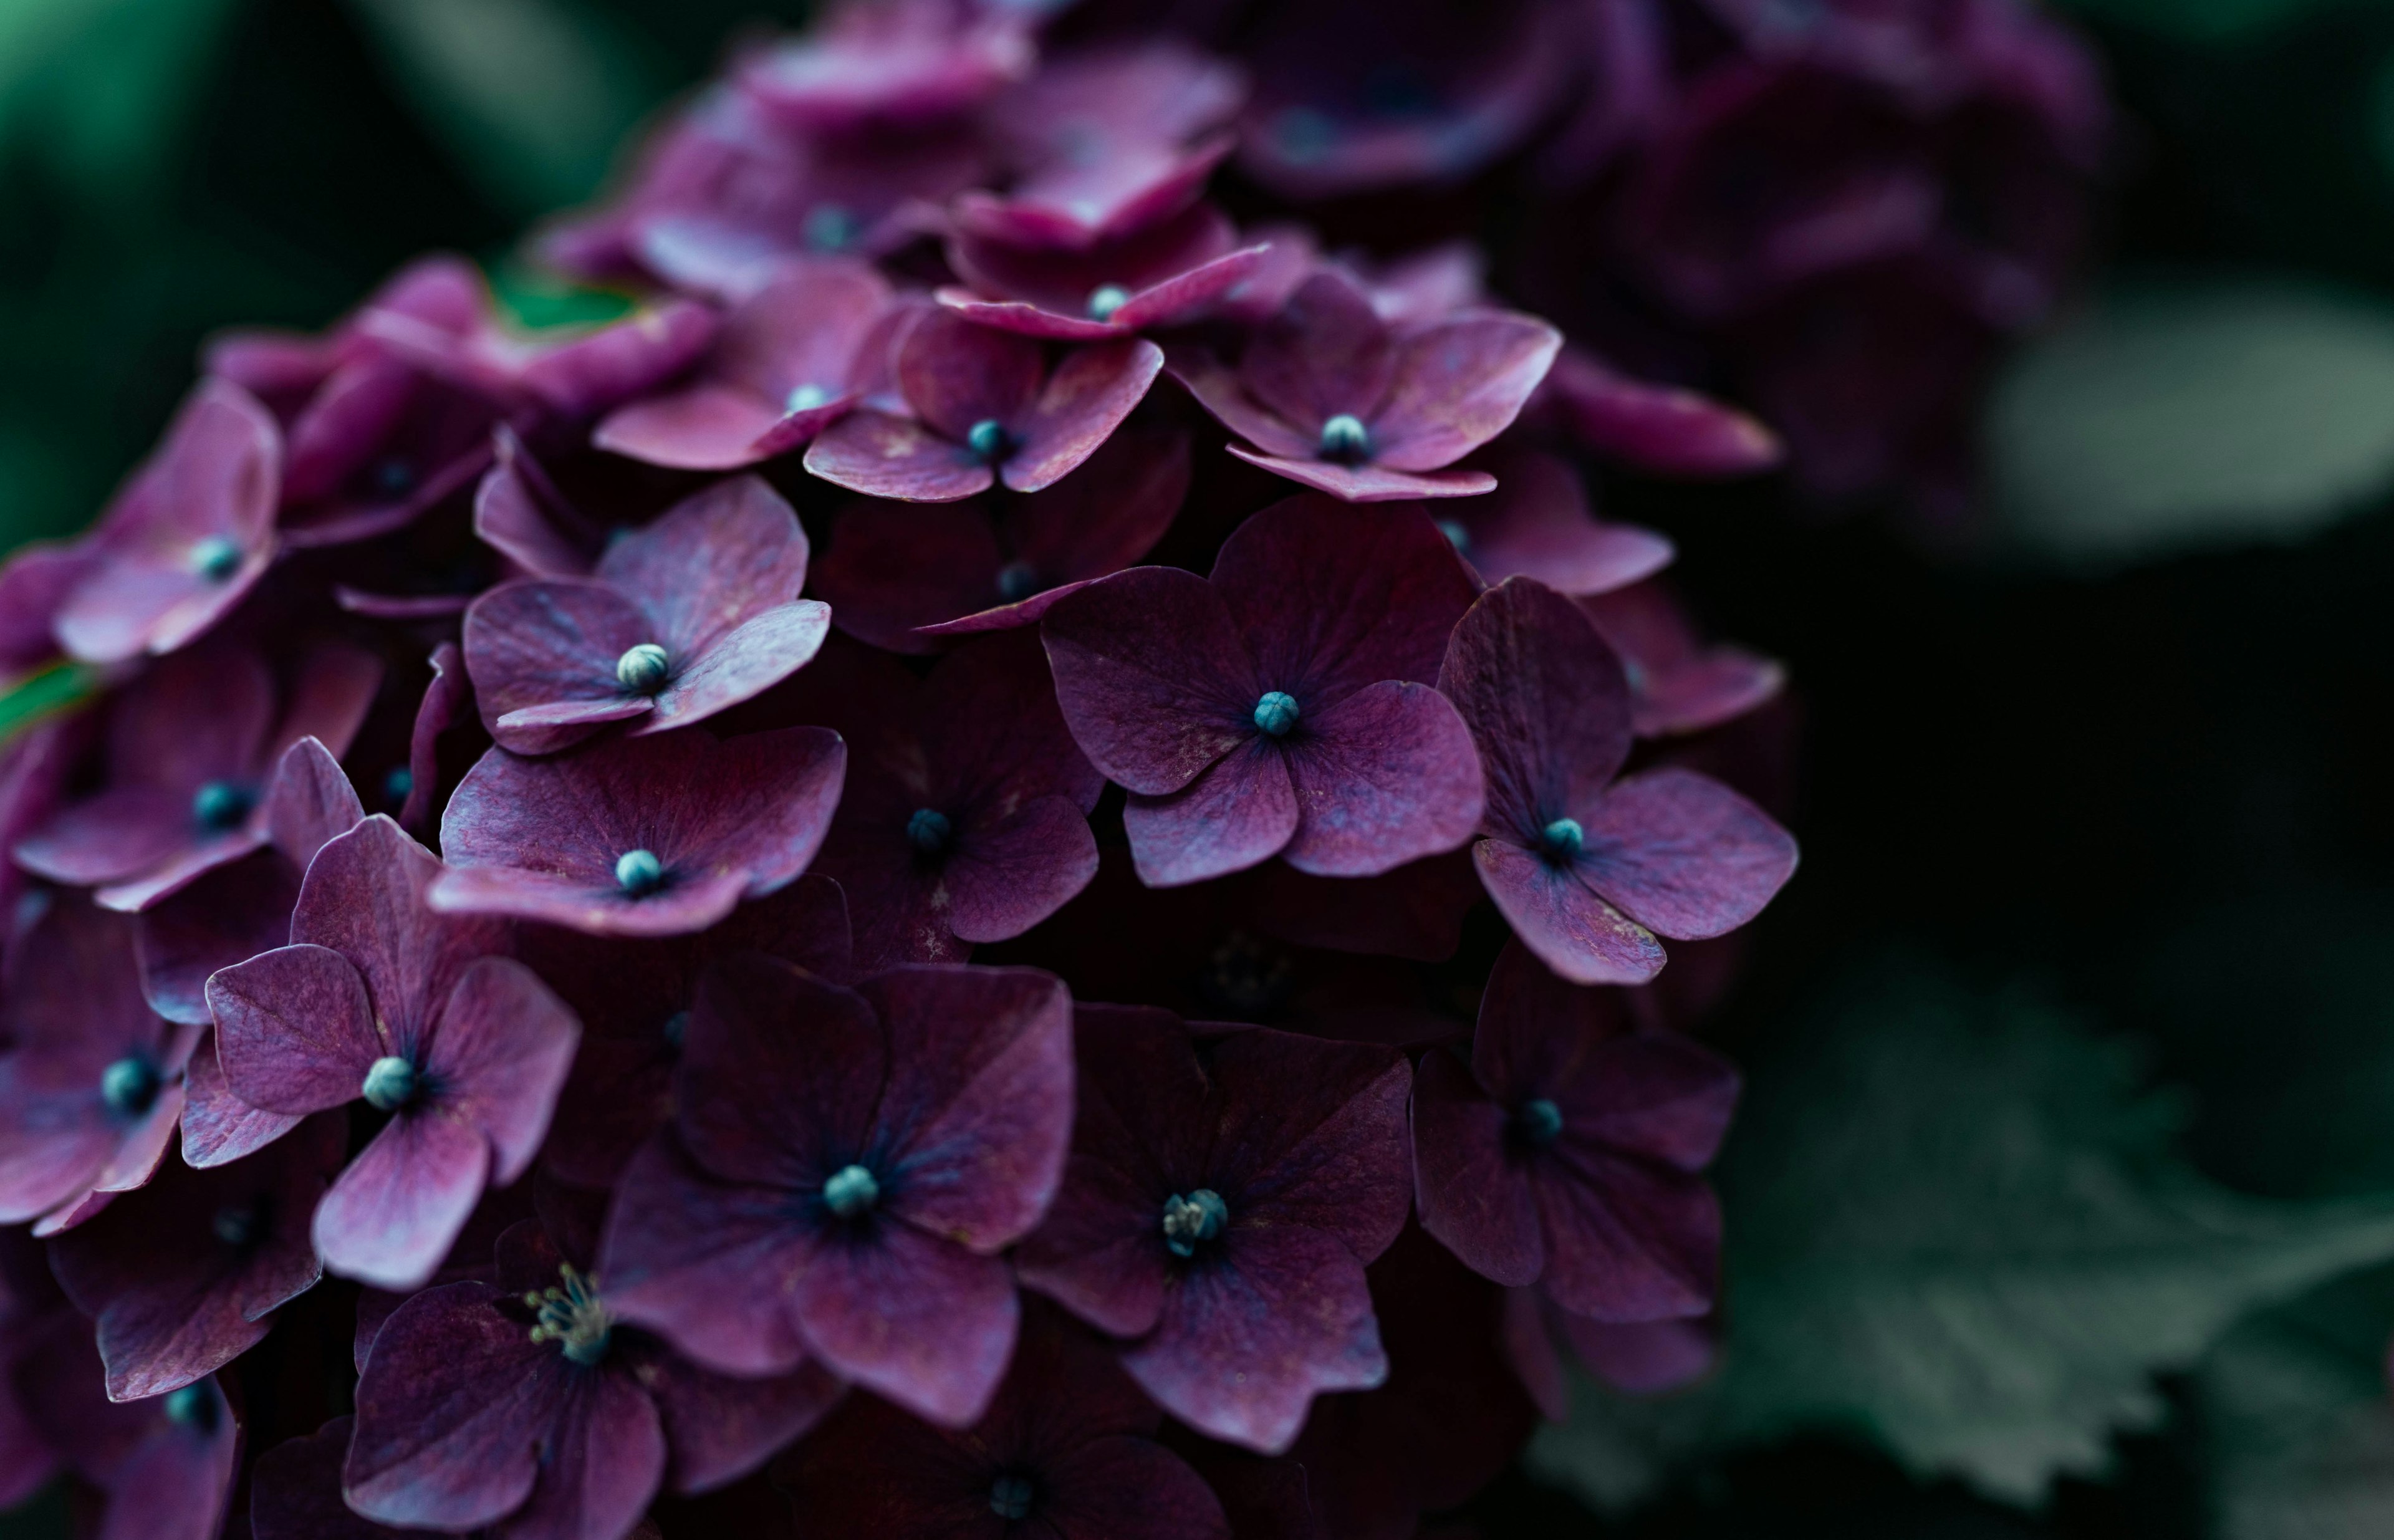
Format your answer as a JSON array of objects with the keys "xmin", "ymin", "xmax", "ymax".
[
  {"xmin": 1527, "ymin": 967, "xmax": 2394, "ymax": 1510},
  {"xmin": 2050, "ymin": 0, "xmax": 2358, "ymax": 44},
  {"xmin": 0, "ymin": 0, "xmax": 238, "ymax": 191},
  {"xmin": 342, "ymin": 0, "xmax": 663, "ymax": 216},
  {"xmin": 2198, "ymin": 1263, "xmax": 2394, "ymax": 1539},
  {"xmin": 1988, "ymin": 278, "xmax": 2394, "ymax": 567},
  {"xmin": 0, "ymin": 660, "xmax": 95, "ymax": 748}
]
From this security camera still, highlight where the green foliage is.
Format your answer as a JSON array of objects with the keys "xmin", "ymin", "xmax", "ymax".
[
  {"xmin": 0, "ymin": 660, "xmax": 97, "ymax": 749},
  {"xmin": 1527, "ymin": 967, "xmax": 2394, "ymax": 1510}
]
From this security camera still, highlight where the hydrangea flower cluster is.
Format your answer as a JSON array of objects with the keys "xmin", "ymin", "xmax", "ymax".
[{"xmin": 0, "ymin": 0, "xmax": 2095, "ymax": 1534}]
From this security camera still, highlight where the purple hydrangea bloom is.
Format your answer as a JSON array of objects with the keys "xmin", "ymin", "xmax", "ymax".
[
  {"xmin": 355, "ymin": 284, "xmax": 717, "ymax": 427},
  {"xmin": 1016, "ymin": 1008, "xmax": 1413, "ymax": 1453},
  {"xmin": 12, "ymin": 638, "xmax": 380, "ymax": 912},
  {"xmin": 206, "ymin": 816, "xmax": 581, "ymax": 1288},
  {"xmin": 803, "ymin": 309, "xmax": 1163, "ymax": 502},
  {"xmin": 461, "ymin": 476, "xmax": 831, "ymax": 754},
  {"xmin": 344, "ymin": 1215, "xmax": 842, "ymax": 1539},
  {"xmin": 938, "ymin": 203, "xmax": 1270, "ymax": 341},
  {"xmin": 781, "ymin": 1301, "xmax": 1231, "ymax": 1540},
  {"xmin": 1582, "ymin": 577, "xmax": 1788, "ymax": 739},
  {"xmin": 1435, "ymin": 448, "xmax": 1675, "ymax": 597},
  {"xmin": 49, "ymin": 379, "xmax": 281, "ymax": 665},
  {"xmin": 1412, "ymin": 939, "xmax": 1738, "ymax": 1320},
  {"xmin": 0, "ymin": 895, "xmax": 197, "ymax": 1231},
  {"xmin": 1041, "ymin": 494, "xmax": 1484, "ymax": 887},
  {"xmin": 428, "ymin": 725, "xmax": 845, "ymax": 938},
  {"xmin": 592, "ymin": 259, "xmax": 895, "ymax": 470},
  {"xmin": 1437, "ymin": 576, "xmax": 1798, "ymax": 984},
  {"xmin": 11, "ymin": 1319, "xmax": 239, "ymax": 1540},
  {"xmin": 600, "ymin": 957, "xmax": 1073, "ymax": 1427},
  {"xmin": 521, "ymin": 872, "xmax": 853, "ymax": 1188},
  {"xmin": 49, "ymin": 1115, "xmax": 346, "ymax": 1400},
  {"xmin": 776, "ymin": 632, "xmax": 1102, "ymax": 968},
  {"xmin": 1170, "ymin": 271, "xmax": 1559, "ymax": 501},
  {"xmin": 812, "ymin": 425, "xmax": 1190, "ymax": 652}
]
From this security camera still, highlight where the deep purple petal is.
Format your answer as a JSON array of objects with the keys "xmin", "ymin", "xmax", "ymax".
[
  {"xmin": 789, "ymin": 1213, "xmax": 1019, "ymax": 1427},
  {"xmin": 1122, "ymin": 741, "xmax": 1299, "ymax": 888},
  {"xmin": 264, "ymin": 735, "xmax": 367, "ymax": 870},
  {"xmin": 1542, "ymin": 347, "xmax": 1782, "ymax": 477},
  {"xmin": 644, "ymin": 1348, "xmax": 844, "ymax": 1493},
  {"xmin": 1437, "ymin": 577, "xmax": 1633, "ymax": 845},
  {"xmin": 178, "ymin": 1030, "xmax": 302, "ymax": 1169},
  {"xmin": 640, "ymin": 600, "xmax": 832, "ymax": 735},
  {"xmin": 251, "ymin": 1418, "xmax": 403, "ymax": 1540},
  {"xmin": 425, "ymin": 955, "xmax": 579, "ymax": 1183},
  {"xmin": 1368, "ymin": 313, "xmax": 1561, "ymax": 471},
  {"xmin": 1443, "ymin": 451, "xmax": 1675, "ymax": 595},
  {"xmin": 945, "ymin": 796, "xmax": 1101, "ymax": 943},
  {"xmin": 1240, "ymin": 272, "xmax": 1392, "ymax": 434},
  {"xmin": 1575, "ymin": 767, "xmax": 1797, "ymax": 939},
  {"xmin": 679, "ymin": 955, "xmax": 883, "ymax": 1190},
  {"xmin": 135, "ymin": 850, "xmax": 298, "ymax": 1027},
  {"xmin": 473, "ymin": 437, "xmax": 597, "ymax": 579},
  {"xmin": 1001, "ymin": 339, "xmax": 1164, "ymax": 493},
  {"xmin": 1410, "ymin": 1047, "xmax": 1544, "ymax": 1287},
  {"xmin": 598, "ymin": 474, "xmax": 812, "ymax": 660},
  {"xmin": 1123, "ymin": 1225, "xmax": 1383, "ymax": 1454},
  {"xmin": 1224, "ymin": 447, "xmax": 1499, "ymax": 502},
  {"xmin": 464, "ymin": 579, "xmax": 655, "ymax": 756},
  {"xmin": 208, "ymin": 943, "xmax": 380, "ymax": 1116},
  {"xmin": 1041, "ymin": 566, "xmax": 1259, "ymax": 796},
  {"xmin": 312, "ymin": 1107, "xmax": 491, "ymax": 1289},
  {"xmin": 804, "ymin": 408, "xmax": 996, "ymax": 501},
  {"xmin": 1473, "ymin": 839, "xmax": 1664, "ymax": 986},
  {"xmin": 1044, "ymin": 1434, "xmax": 1234, "ymax": 1540},
  {"xmin": 1556, "ymin": 1310, "xmax": 1717, "ymax": 1394},
  {"xmin": 1167, "ymin": 348, "xmax": 1314, "ymax": 459},
  {"xmin": 1204, "ymin": 1028, "xmax": 1412, "ymax": 1263},
  {"xmin": 593, "ymin": 383, "xmax": 792, "ymax": 470},
  {"xmin": 1279, "ymin": 682, "xmax": 1484, "ymax": 877},
  {"xmin": 401, "ymin": 642, "xmax": 472, "ymax": 835},
  {"xmin": 1531, "ymin": 1147, "xmax": 1719, "ymax": 1321},
  {"xmin": 899, "ymin": 308, "xmax": 1046, "ymax": 440}
]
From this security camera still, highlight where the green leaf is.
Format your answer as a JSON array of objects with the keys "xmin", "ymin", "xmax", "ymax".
[
  {"xmin": 0, "ymin": 660, "xmax": 99, "ymax": 748},
  {"xmin": 0, "ymin": 0, "xmax": 239, "ymax": 193},
  {"xmin": 1987, "ymin": 278, "xmax": 2394, "ymax": 568},
  {"xmin": 2049, "ymin": 0, "xmax": 2347, "ymax": 44},
  {"xmin": 342, "ymin": 0, "xmax": 663, "ymax": 216},
  {"xmin": 2198, "ymin": 1263, "xmax": 2394, "ymax": 1539},
  {"xmin": 1527, "ymin": 966, "xmax": 2394, "ymax": 1510}
]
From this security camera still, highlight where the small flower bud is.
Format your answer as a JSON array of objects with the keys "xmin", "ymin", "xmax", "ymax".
[
  {"xmin": 1436, "ymin": 518, "xmax": 1471, "ymax": 552},
  {"xmin": 190, "ymin": 779, "xmax": 252, "ymax": 832},
  {"xmin": 1317, "ymin": 413, "xmax": 1372, "ymax": 463},
  {"xmin": 1252, "ymin": 691, "xmax": 1301, "ymax": 738},
  {"xmin": 188, "ymin": 536, "xmax": 242, "ymax": 582},
  {"xmin": 990, "ymin": 1474, "xmax": 1036, "ymax": 1521},
  {"xmin": 966, "ymin": 419, "xmax": 1013, "ymax": 462},
  {"xmin": 823, "ymin": 1163, "xmax": 881, "ymax": 1218},
  {"xmin": 361, "ymin": 1056, "xmax": 419, "ymax": 1112},
  {"xmin": 163, "ymin": 1384, "xmax": 216, "ymax": 1430},
  {"xmin": 1540, "ymin": 817, "xmax": 1585, "ymax": 860},
  {"xmin": 995, "ymin": 559, "xmax": 1039, "ymax": 602},
  {"xmin": 615, "ymin": 849, "xmax": 666, "ymax": 896},
  {"xmin": 906, "ymin": 807, "xmax": 954, "ymax": 854},
  {"xmin": 1513, "ymin": 1097, "xmax": 1564, "ymax": 1149},
  {"xmin": 1085, "ymin": 284, "xmax": 1132, "ymax": 322},
  {"xmin": 100, "ymin": 1057, "xmax": 160, "ymax": 1117},
  {"xmin": 785, "ymin": 383, "xmax": 832, "ymax": 415},
  {"xmin": 615, "ymin": 643, "xmax": 671, "ymax": 695},
  {"xmin": 1161, "ymin": 1188, "xmax": 1229, "ymax": 1258},
  {"xmin": 804, "ymin": 204, "xmax": 855, "ymax": 251}
]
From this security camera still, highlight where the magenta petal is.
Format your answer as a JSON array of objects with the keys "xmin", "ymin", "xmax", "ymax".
[
  {"xmin": 1002, "ymin": 339, "xmax": 1165, "ymax": 493},
  {"xmin": 1123, "ymin": 1225, "xmax": 1385, "ymax": 1454},
  {"xmin": 638, "ymin": 600, "xmax": 832, "ymax": 734},
  {"xmin": 1558, "ymin": 1311, "xmax": 1717, "ymax": 1394},
  {"xmin": 598, "ymin": 474, "xmax": 812, "ymax": 657},
  {"xmin": 1044, "ymin": 1433, "xmax": 1234, "ymax": 1540},
  {"xmin": 1242, "ymin": 272, "xmax": 1392, "ymax": 434},
  {"xmin": 312, "ymin": 1109, "xmax": 491, "ymax": 1289},
  {"xmin": 936, "ymin": 289, "xmax": 1127, "ymax": 342},
  {"xmin": 86, "ymin": 1376, "xmax": 241, "ymax": 1540},
  {"xmin": 1041, "ymin": 566, "xmax": 1259, "ymax": 795},
  {"xmin": 1474, "ymin": 839, "xmax": 1665, "ymax": 986},
  {"xmin": 1575, "ymin": 767, "xmax": 1797, "ymax": 939},
  {"xmin": 251, "ymin": 1418, "xmax": 400, "ymax": 1540},
  {"xmin": 1370, "ymin": 314, "xmax": 1562, "ymax": 471},
  {"xmin": 1167, "ymin": 349, "xmax": 1315, "ymax": 460},
  {"xmin": 425, "ymin": 956, "xmax": 579, "ymax": 1183},
  {"xmin": 804, "ymin": 409, "xmax": 996, "ymax": 501},
  {"xmin": 178, "ymin": 1031, "xmax": 302, "ymax": 1169},
  {"xmin": 464, "ymin": 579, "xmax": 654, "ymax": 755},
  {"xmin": 1556, "ymin": 1033, "xmax": 1741, "ymax": 1175},
  {"xmin": 1279, "ymin": 682, "xmax": 1484, "ymax": 877},
  {"xmin": 1123, "ymin": 742, "xmax": 1300, "ymax": 888},
  {"xmin": 594, "ymin": 383, "xmax": 790, "ymax": 470},
  {"xmin": 14, "ymin": 788, "xmax": 204, "ymax": 890},
  {"xmin": 602, "ymin": 1135, "xmax": 817, "ymax": 1378},
  {"xmin": 1446, "ymin": 451, "xmax": 1675, "ymax": 595},
  {"xmin": 473, "ymin": 438, "xmax": 596, "ymax": 579},
  {"xmin": 1438, "ymin": 577, "xmax": 1635, "ymax": 845},
  {"xmin": 1634, "ymin": 648, "xmax": 1787, "ymax": 738},
  {"xmin": 1532, "ymin": 1148, "xmax": 1719, "ymax": 1321},
  {"xmin": 791, "ymin": 1215, "xmax": 1019, "ymax": 1427},
  {"xmin": 402, "ymin": 642, "xmax": 471, "ymax": 835},
  {"xmin": 1411, "ymin": 1048, "xmax": 1544, "ymax": 1287},
  {"xmin": 1204, "ymin": 1029, "xmax": 1413, "ymax": 1263},
  {"xmin": 1544, "ymin": 347, "xmax": 1782, "ymax": 477},
  {"xmin": 264, "ymin": 736, "xmax": 367, "ymax": 870},
  {"xmin": 1113, "ymin": 246, "xmax": 1272, "ymax": 330},
  {"xmin": 1225, "ymin": 447, "xmax": 1499, "ymax": 502},
  {"xmin": 208, "ymin": 943, "xmax": 380, "ymax": 1117},
  {"xmin": 135, "ymin": 851, "xmax": 297, "ymax": 1027},
  {"xmin": 647, "ymin": 1350, "xmax": 845, "ymax": 1494},
  {"xmin": 813, "ymin": 499, "xmax": 1006, "ymax": 653},
  {"xmin": 945, "ymin": 796, "xmax": 1101, "ymax": 943},
  {"xmin": 899, "ymin": 309, "xmax": 1046, "ymax": 440}
]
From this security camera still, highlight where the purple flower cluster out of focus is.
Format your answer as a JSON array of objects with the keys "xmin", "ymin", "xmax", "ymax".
[{"xmin": 0, "ymin": 0, "xmax": 2099, "ymax": 1535}]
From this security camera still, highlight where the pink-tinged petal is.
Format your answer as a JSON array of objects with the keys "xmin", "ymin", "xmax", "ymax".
[
  {"xmin": 107, "ymin": 638, "xmax": 276, "ymax": 794},
  {"xmin": 1531, "ymin": 1148, "xmax": 1719, "ymax": 1321},
  {"xmin": 281, "ymin": 358, "xmax": 418, "ymax": 503},
  {"xmin": 683, "ymin": 956, "xmax": 884, "ymax": 1191},
  {"xmin": 1542, "ymin": 347, "xmax": 1782, "ymax": 477},
  {"xmin": 342, "ymin": 1283, "xmax": 558, "ymax": 1529},
  {"xmin": 1123, "ymin": 742, "xmax": 1299, "ymax": 888},
  {"xmin": 597, "ymin": 474, "xmax": 811, "ymax": 658},
  {"xmin": 1241, "ymin": 271, "xmax": 1392, "ymax": 435},
  {"xmin": 1225, "ymin": 447, "xmax": 1497, "ymax": 501},
  {"xmin": 515, "ymin": 300, "xmax": 717, "ymax": 418},
  {"xmin": 54, "ymin": 378, "xmax": 282, "ymax": 664},
  {"xmin": 1015, "ymin": 424, "xmax": 1191, "ymax": 585},
  {"xmin": 1443, "ymin": 451, "xmax": 1675, "ymax": 595},
  {"xmin": 1205, "ymin": 1028, "xmax": 1413, "ymax": 1263},
  {"xmin": 1213, "ymin": 496, "xmax": 1477, "ymax": 702},
  {"xmin": 1166, "ymin": 347, "xmax": 1315, "ymax": 460},
  {"xmin": 944, "ymin": 796, "xmax": 1100, "ymax": 943},
  {"xmin": 263, "ymin": 736, "xmax": 367, "ymax": 870},
  {"xmin": 207, "ymin": 943, "xmax": 380, "ymax": 1116},
  {"xmin": 898, "ymin": 306, "xmax": 1046, "ymax": 441},
  {"xmin": 134, "ymin": 852, "xmax": 297, "ymax": 1027},
  {"xmin": 600, "ymin": 1135, "xmax": 819, "ymax": 1378},
  {"xmin": 593, "ymin": 383, "xmax": 792, "ymax": 470},
  {"xmin": 1473, "ymin": 839, "xmax": 1664, "ymax": 986},
  {"xmin": 813, "ymin": 498, "xmax": 1006, "ymax": 653},
  {"xmin": 425, "ymin": 956, "xmax": 579, "ymax": 1183},
  {"xmin": 1471, "ymin": 935, "xmax": 1633, "ymax": 1098},
  {"xmin": 804, "ymin": 408, "xmax": 995, "ymax": 501},
  {"xmin": 486, "ymin": 1364, "xmax": 666, "ymax": 1540},
  {"xmin": 1437, "ymin": 578, "xmax": 1634, "ymax": 845},
  {"xmin": 52, "ymin": 1114, "xmax": 344, "ymax": 1399},
  {"xmin": 273, "ymin": 642, "xmax": 382, "ymax": 763},
  {"xmin": 464, "ymin": 578, "xmax": 655, "ymax": 755},
  {"xmin": 1001, "ymin": 339, "xmax": 1165, "ymax": 494},
  {"xmin": 1631, "ymin": 648, "xmax": 1787, "ymax": 739},
  {"xmin": 722, "ymin": 257, "xmax": 893, "ymax": 390},
  {"xmin": 963, "ymin": 134, "xmax": 1232, "ymax": 250},
  {"xmin": 1411, "ymin": 1047, "xmax": 1544, "ymax": 1287},
  {"xmin": 1041, "ymin": 566, "xmax": 1259, "ymax": 795},
  {"xmin": 331, "ymin": 587, "xmax": 470, "ymax": 621},
  {"xmin": 93, "ymin": 829, "xmax": 274, "ymax": 915},
  {"xmin": 1123, "ymin": 1225, "xmax": 1384, "ymax": 1455},
  {"xmin": 178, "ymin": 1031, "xmax": 301, "ymax": 1168},
  {"xmin": 790, "ymin": 1215, "xmax": 1019, "ymax": 1428},
  {"xmin": 473, "ymin": 435, "xmax": 597, "ymax": 579},
  {"xmin": 1280, "ymin": 681, "xmax": 1484, "ymax": 877},
  {"xmin": 1369, "ymin": 313, "xmax": 1562, "ymax": 472},
  {"xmin": 1555, "ymin": 1034, "xmax": 1741, "ymax": 1175},
  {"xmin": 1575, "ymin": 767, "xmax": 1797, "ymax": 939},
  {"xmin": 1557, "ymin": 1311, "xmax": 1717, "ymax": 1394},
  {"xmin": 14, "ymin": 788, "xmax": 207, "ymax": 889},
  {"xmin": 401, "ymin": 641, "xmax": 472, "ymax": 835},
  {"xmin": 638, "ymin": 600, "xmax": 832, "ymax": 734},
  {"xmin": 936, "ymin": 289, "xmax": 1127, "ymax": 342},
  {"xmin": 89, "ymin": 1378, "xmax": 241, "ymax": 1540},
  {"xmin": 645, "ymin": 1349, "xmax": 845, "ymax": 1493},
  {"xmin": 312, "ymin": 1109, "xmax": 491, "ymax": 1289},
  {"xmin": 866, "ymin": 965, "xmax": 1074, "ymax": 1249},
  {"xmin": 1112, "ymin": 245, "xmax": 1272, "ymax": 330},
  {"xmin": 0, "ymin": 539, "xmax": 99, "ymax": 670},
  {"xmin": 430, "ymin": 863, "xmax": 751, "ymax": 940}
]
